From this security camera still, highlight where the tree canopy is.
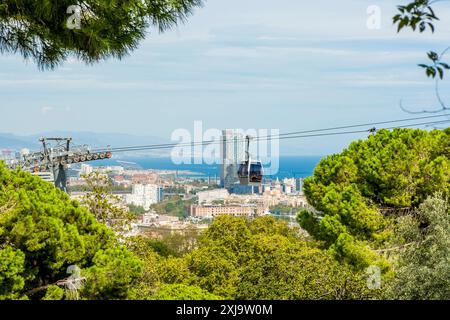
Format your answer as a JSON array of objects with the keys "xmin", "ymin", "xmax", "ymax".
[
  {"xmin": 298, "ymin": 128, "xmax": 450, "ymax": 268},
  {"xmin": 383, "ymin": 193, "xmax": 450, "ymax": 300},
  {"xmin": 0, "ymin": 162, "xmax": 142, "ymax": 299},
  {"xmin": 0, "ymin": 0, "xmax": 203, "ymax": 69},
  {"xmin": 154, "ymin": 215, "xmax": 374, "ymax": 300},
  {"xmin": 1, "ymin": 148, "xmax": 449, "ymax": 300}
]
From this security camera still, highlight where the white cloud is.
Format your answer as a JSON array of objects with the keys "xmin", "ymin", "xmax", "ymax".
[
  {"xmin": 40, "ymin": 106, "xmax": 71, "ymax": 115},
  {"xmin": 203, "ymin": 45, "xmax": 425, "ymax": 64},
  {"xmin": 41, "ymin": 106, "xmax": 54, "ymax": 115}
]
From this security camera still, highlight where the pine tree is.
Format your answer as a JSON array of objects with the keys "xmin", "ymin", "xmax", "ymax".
[{"xmin": 0, "ymin": 0, "xmax": 203, "ymax": 69}]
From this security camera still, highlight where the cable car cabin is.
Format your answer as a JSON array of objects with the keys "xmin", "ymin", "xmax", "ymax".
[
  {"xmin": 238, "ymin": 161, "xmax": 263, "ymax": 185},
  {"xmin": 238, "ymin": 135, "xmax": 264, "ymax": 186}
]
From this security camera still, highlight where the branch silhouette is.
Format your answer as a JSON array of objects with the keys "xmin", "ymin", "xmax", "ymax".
[{"xmin": 400, "ymin": 46, "xmax": 450, "ymax": 116}]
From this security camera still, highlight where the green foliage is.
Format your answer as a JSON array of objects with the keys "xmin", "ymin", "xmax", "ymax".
[
  {"xmin": 154, "ymin": 215, "xmax": 373, "ymax": 300},
  {"xmin": 4, "ymin": 143, "xmax": 448, "ymax": 301},
  {"xmin": 300, "ymin": 128, "xmax": 450, "ymax": 268},
  {"xmin": 0, "ymin": 246, "xmax": 26, "ymax": 299},
  {"xmin": 140, "ymin": 224, "xmax": 201, "ymax": 257},
  {"xmin": 128, "ymin": 204, "xmax": 146, "ymax": 216},
  {"xmin": 152, "ymin": 284, "xmax": 222, "ymax": 300},
  {"xmin": 269, "ymin": 203, "xmax": 305, "ymax": 215},
  {"xmin": 82, "ymin": 247, "xmax": 143, "ymax": 300},
  {"xmin": 68, "ymin": 184, "xmax": 132, "ymax": 193},
  {"xmin": 247, "ymin": 215, "xmax": 299, "ymax": 239},
  {"xmin": 151, "ymin": 196, "xmax": 194, "ymax": 219},
  {"xmin": 393, "ymin": 1, "xmax": 450, "ymax": 81},
  {"xmin": 393, "ymin": 0, "xmax": 438, "ymax": 33},
  {"xmin": 237, "ymin": 234, "xmax": 372, "ymax": 300},
  {"xmin": 199, "ymin": 215, "xmax": 252, "ymax": 252},
  {"xmin": 384, "ymin": 194, "xmax": 450, "ymax": 300},
  {"xmin": 165, "ymin": 185, "xmax": 187, "ymax": 195},
  {"xmin": 186, "ymin": 245, "xmax": 239, "ymax": 298},
  {"xmin": 418, "ymin": 51, "xmax": 450, "ymax": 79},
  {"xmin": 42, "ymin": 285, "xmax": 65, "ymax": 301},
  {"xmin": 297, "ymin": 210, "xmax": 321, "ymax": 238},
  {"xmin": 125, "ymin": 236, "xmax": 163, "ymax": 300},
  {"xmin": 329, "ymin": 233, "xmax": 388, "ymax": 271},
  {"xmin": 81, "ymin": 172, "xmax": 135, "ymax": 234},
  {"xmin": 147, "ymin": 239, "xmax": 178, "ymax": 258},
  {"xmin": 0, "ymin": 163, "xmax": 142, "ymax": 300},
  {"xmin": 0, "ymin": 0, "xmax": 203, "ymax": 69},
  {"xmin": 159, "ymin": 256, "xmax": 192, "ymax": 285},
  {"xmin": 157, "ymin": 226, "xmax": 201, "ymax": 256}
]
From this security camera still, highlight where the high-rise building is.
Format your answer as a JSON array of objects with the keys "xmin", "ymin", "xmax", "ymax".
[
  {"xmin": 296, "ymin": 178, "xmax": 304, "ymax": 194},
  {"xmin": 283, "ymin": 178, "xmax": 296, "ymax": 194},
  {"xmin": 0, "ymin": 149, "xmax": 18, "ymax": 166},
  {"xmin": 220, "ymin": 129, "xmax": 245, "ymax": 190}
]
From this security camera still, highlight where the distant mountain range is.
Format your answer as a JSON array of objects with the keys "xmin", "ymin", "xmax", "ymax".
[{"xmin": 0, "ymin": 132, "xmax": 169, "ymax": 155}]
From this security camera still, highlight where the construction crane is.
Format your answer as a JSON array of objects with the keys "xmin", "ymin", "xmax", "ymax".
[{"xmin": 7, "ymin": 137, "xmax": 112, "ymax": 192}]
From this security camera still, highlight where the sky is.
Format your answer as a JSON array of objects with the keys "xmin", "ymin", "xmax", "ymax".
[{"xmin": 1, "ymin": 0, "xmax": 450, "ymax": 155}]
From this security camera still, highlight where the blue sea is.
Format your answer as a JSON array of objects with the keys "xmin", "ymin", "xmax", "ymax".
[{"xmin": 91, "ymin": 156, "xmax": 323, "ymax": 180}]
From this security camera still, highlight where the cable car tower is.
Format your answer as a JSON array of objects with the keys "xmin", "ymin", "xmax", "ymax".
[{"xmin": 7, "ymin": 137, "xmax": 112, "ymax": 192}]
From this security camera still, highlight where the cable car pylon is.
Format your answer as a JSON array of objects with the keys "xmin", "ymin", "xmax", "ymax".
[{"xmin": 7, "ymin": 137, "xmax": 112, "ymax": 192}]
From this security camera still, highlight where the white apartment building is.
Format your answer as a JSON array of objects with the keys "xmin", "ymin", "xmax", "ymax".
[
  {"xmin": 125, "ymin": 184, "xmax": 164, "ymax": 210},
  {"xmin": 283, "ymin": 178, "xmax": 297, "ymax": 194}
]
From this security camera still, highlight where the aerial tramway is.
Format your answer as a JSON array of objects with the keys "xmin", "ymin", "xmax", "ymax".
[
  {"xmin": 3, "ymin": 113, "xmax": 450, "ymax": 192},
  {"xmin": 7, "ymin": 137, "xmax": 112, "ymax": 192},
  {"xmin": 237, "ymin": 135, "xmax": 264, "ymax": 186}
]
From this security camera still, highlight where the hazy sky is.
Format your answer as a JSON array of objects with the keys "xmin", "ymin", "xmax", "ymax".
[{"xmin": 1, "ymin": 0, "xmax": 450, "ymax": 155}]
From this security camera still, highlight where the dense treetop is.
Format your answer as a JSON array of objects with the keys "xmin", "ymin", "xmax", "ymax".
[
  {"xmin": 298, "ymin": 128, "xmax": 450, "ymax": 268},
  {"xmin": 383, "ymin": 194, "xmax": 450, "ymax": 300},
  {"xmin": 152, "ymin": 215, "xmax": 374, "ymax": 300},
  {"xmin": 0, "ymin": 162, "xmax": 142, "ymax": 299}
]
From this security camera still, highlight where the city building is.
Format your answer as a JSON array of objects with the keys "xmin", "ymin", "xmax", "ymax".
[
  {"xmin": 296, "ymin": 178, "xmax": 304, "ymax": 195},
  {"xmin": 274, "ymin": 178, "xmax": 282, "ymax": 191},
  {"xmin": 107, "ymin": 166, "xmax": 125, "ymax": 175},
  {"xmin": 190, "ymin": 203, "xmax": 268, "ymax": 218},
  {"xmin": 139, "ymin": 212, "xmax": 180, "ymax": 227},
  {"xmin": 283, "ymin": 178, "xmax": 297, "ymax": 194},
  {"xmin": 68, "ymin": 177, "xmax": 87, "ymax": 186},
  {"xmin": 132, "ymin": 173, "xmax": 159, "ymax": 184},
  {"xmin": 112, "ymin": 175, "xmax": 132, "ymax": 188},
  {"xmin": 197, "ymin": 189, "xmax": 230, "ymax": 204},
  {"xmin": 261, "ymin": 183, "xmax": 272, "ymax": 193},
  {"xmin": 90, "ymin": 165, "xmax": 125, "ymax": 175},
  {"xmin": 33, "ymin": 171, "xmax": 55, "ymax": 184},
  {"xmin": 225, "ymin": 189, "xmax": 309, "ymax": 208},
  {"xmin": 220, "ymin": 129, "xmax": 245, "ymax": 190},
  {"xmin": 125, "ymin": 184, "xmax": 164, "ymax": 210},
  {"xmin": 0, "ymin": 149, "xmax": 20, "ymax": 166},
  {"xmin": 229, "ymin": 184, "xmax": 261, "ymax": 195},
  {"xmin": 80, "ymin": 164, "xmax": 93, "ymax": 176}
]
